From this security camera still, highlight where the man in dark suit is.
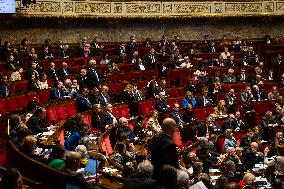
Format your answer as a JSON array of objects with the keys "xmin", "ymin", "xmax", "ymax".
[
  {"xmin": 0, "ymin": 75, "xmax": 9, "ymax": 97},
  {"xmin": 76, "ymin": 68, "xmax": 90, "ymax": 91},
  {"xmin": 242, "ymin": 142, "xmax": 263, "ymax": 170},
  {"xmin": 126, "ymin": 35, "xmax": 138, "ymax": 55},
  {"xmin": 49, "ymin": 80, "xmax": 65, "ymax": 100},
  {"xmin": 57, "ymin": 45, "xmax": 70, "ymax": 59},
  {"xmin": 156, "ymin": 92, "xmax": 170, "ymax": 112},
  {"xmin": 91, "ymin": 104, "xmax": 107, "ymax": 130},
  {"xmin": 76, "ymin": 87, "xmax": 93, "ymax": 112},
  {"xmin": 224, "ymin": 160, "xmax": 239, "ymax": 182},
  {"xmin": 272, "ymin": 53, "xmax": 284, "ymax": 78},
  {"xmin": 148, "ymin": 118, "xmax": 179, "ymax": 178},
  {"xmin": 260, "ymin": 111, "xmax": 278, "ymax": 140},
  {"xmin": 57, "ymin": 62, "xmax": 72, "ymax": 80},
  {"xmin": 46, "ymin": 62, "xmax": 59, "ymax": 82},
  {"xmin": 96, "ymin": 86, "xmax": 111, "ymax": 106},
  {"xmin": 236, "ymin": 68, "xmax": 249, "ymax": 82},
  {"xmin": 197, "ymin": 87, "xmax": 213, "ymax": 107},
  {"xmin": 114, "ymin": 43, "xmax": 126, "ymax": 57},
  {"xmin": 25, "ymin": 61, "xmax": 40, "ymax": 80},
  {"xmin": 252, "ymin": 85, "xmax": 267, "ymax": 101},
  {"xmin": 86, "ymin": 59, "xmax": 102, "ymax": 88},
  {"xmin": 26, "ymin": 107, "xmax": 50, "ymax": 134},
  {"xmin": 101, "ymin": 104, "xmax": 118, "ymax": 126},
  {"xmin": 128, "ymin": 50, "xmax": 140, "ymax": 64},
  {"xmin": 145, "ymin": 48, "xmax": 158, "ymax": 69},
  {"xmin": 240, "ymin": 129, "xmax": 254, "ymax": 148},
  {"xmin": 132, "ymin": 84, "xmax": 145, "ymax": 101},
  {"xmin": 222, "ymin": 114, "xmax": 237, "ymax": 132},
  {"xmin": 169, "ymin": 103, "xmax": 184, "ymax": 125},
  {"xmin": 224, "ymin": 89, "xmax": 237, "ymax": 113},
  {"xmin": 38, "ymin": 46, "xmax": 53, "ymax": 60}
]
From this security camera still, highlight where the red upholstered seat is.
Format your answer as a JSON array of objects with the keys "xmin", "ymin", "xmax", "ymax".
[
  {"xmin": 111, "ymin": 106, "xmax": 119, "ymax": 120},
  {"xmin": 27, "ymin": 92, "xmax": 39, "ymax": 103},
  {"xmin": 205, "ymin": 107, "xmax": 214, "ymax": 117},
  {"xmin": 116, "ymin": 104, "xmax": 131, "ymax": 119},
  {"xmin": 193, "ymin": 108, "xmax": 207, "ymax": 121},
  {"xmin": 167, "ymin": 88, "xmax": 178, "ymax": 97},
  {"xmin": 139, "ymin": 100, "xmax": 155, "ymax": 116},
  {"xmin": 234, "ymin": 131, "xmax": 245, "ymax": 142},
  {"xmin": 173, "ymin": 130, "xmax": 183, "ymax": 147},
  {"xmin": 74, "ymin": 58, "xmax": 87, "ymax": 66},
  {"xmin": 14, "ymin": 80, "xmax": 28, "ymax": 94},
  {"xmin": 167, "ymin": 97, "xmax": 183, "ymax": 107},
  {"xmin": 82, "ymin": 113, "xmax": 93, "ymax": 132},
  {"xmin": 16, "ymin": 95, "xmax": 28, "ymax": 109},
  {"xmin": 0, "ymin": 98, "xmax": 8, "ymax": 115},
  {"xmin": 55, "ymin": 106, "xmax": 68, "ymax": 120},
  {"xmin": 64, "ymin": 102, "xmax": 78, "ymax": 117},
  {"xmin": 216, "ymin": 135, "xmax": 225, "ymax": 154},
  {"xmin": 46, "ymin": 108, "xmax": 58, "ymax": 123},
  {"xmin": 38, "ymin": 89, "xmax": 51, "ymax": 104},
  {"xmin": 254, "ymin": 102, "xmax": 270, "ymax": 115},
  {"xmin": 108, "ymin": 83, "xmax": 122, "ymax": 93},
  {"xmin": 100, "ymin": 132, "xmax": 113, "ymax": 157},
  {"xmin": 5, "ymin": 97, "xmax": 18, "ymax": 112}
]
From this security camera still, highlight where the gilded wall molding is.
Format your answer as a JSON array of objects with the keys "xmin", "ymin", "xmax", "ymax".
[{"xmin": 15, "ymin": 0, "xmax": 284, "ymax": 17}]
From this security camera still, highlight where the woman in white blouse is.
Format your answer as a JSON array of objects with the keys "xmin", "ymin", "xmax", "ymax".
[
  {"xmin": 37, "ymin": 73, "xmax": 49, "ymax": 90},
  {"xmin": 9, "ymin": 67, "xmax": 23, "ymax": 81}
]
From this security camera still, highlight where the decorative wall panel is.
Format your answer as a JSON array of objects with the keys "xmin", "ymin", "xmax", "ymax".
[{"xmin": 15, "ymin": 0, "xmax": 284, "ymax": 17}]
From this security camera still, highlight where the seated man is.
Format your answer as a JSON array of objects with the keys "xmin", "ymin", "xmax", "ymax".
[
  {"xmin": 242, "ymin": 142, "xmax": 263, "ymax": 170},
  {"xmin": 91, "ymin": 104, "xmax": 107, "ymax": 130},
  {"xmin": 96, "ymin": 85, "xmax": 111, "ymax": 106},
  {"xmin": 169, "ymin": 103, "xmax": 185, "ymax": 126},
  {"xmin": 252, "ymin": 85, "xmax": 267, "ymax": 101},
  {"xmin": 64, "ymin": 151, "xmax": 95, "ymax": 189},
  {"xmin": 26, "ymin": 107, "xmax": 54, "ymax": 135},
  {"xmin": 156, "ymin": 92, "xmax": 170, "ymax": 112},
  {"xmin": 223, "ymin": 68, "xmax": 236, "ymax": 83},
  {"xmin": 76, "ymin": 87, "xmax": 93, "ymax": 112},
  {"xmin": 182, "ymin": 91, "xmax": 196, "ymax": 109},
  {"xmin": 197, "ymin": 87, "xmax": 213, "ymax": 107},
  {"xmin": 49, "ymin": 80, "xmax": 67, "ymax": 100},
  {"xmin": 240, "ymin": 86, "xmax": 255, "ymax": 103}
]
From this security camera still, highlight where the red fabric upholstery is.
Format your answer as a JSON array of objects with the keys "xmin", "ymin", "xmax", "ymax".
[
  {"xmin": 173, "ymin": 130, "xmax": 183, "ymax": 147},
  {"xmin": 111, "ymin": 107, "xmax": 119, "ymax": 120},
  {"xmin": 254, "ymin": 102, "xmax": 270, "ymax": 115},
  {"xmin": 27, "ymin": 92, "xmax": 39, "ymax": 103},
  {"xmin": 139, "ymin": 100, "xmax": 155, "ymax": 116},
  {"xmin": 46, "ymin": 108, "xmax": 58, "ymax": 123},
  {"xmin": 216, "ymin": 135, "xmax": 225, "ymax": 154},
  {"xmin": 5, "ymin": 97, "xmax": 18, "ymax": 112},
  {"xmin": 14, "ymin": 81, "xmax": 28, "ymax": 94},
  {"xmin": 193, "ymin": 108, "xmax": 207, "ymax": 121},
  {"xmin": 64, "ymin": 102, "xmax": 78, "ymax": 117},
  {"xmin": 100, "ymin": 133, "xmax": 113, "ymax": 157},
  {"xmin": 16, "ymin": 95, "xmax": 28, "ymax": 109},
  {"xmin": 38, "ymin": 89, "xmax": 51, "ymax": 104},
  {"xmin": 82, "ymin": 113, "xmax": 93, "ymax": 132},
  {"xmin": 0, "ymin": 99, "xmax": 8, "ymax": 115},
  {"xmin": 55, "ymin": 106, "xmax": 68, "ymax": 120},
  {"xmin": 116, "ymin": 104, "xmax": 131, "ymax": 119}
]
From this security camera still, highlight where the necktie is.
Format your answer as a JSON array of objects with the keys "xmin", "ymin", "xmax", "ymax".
[
  {"xmin": 5, "ymin": 86, "xmax": 9, "ymax": 96},
  {"xmin": 94, "ymin": 70, "xmax": 99, "ymax": 82},
  {"xmin": 102, "ymin": 95, "xmax": 108, "ymax": 104}
]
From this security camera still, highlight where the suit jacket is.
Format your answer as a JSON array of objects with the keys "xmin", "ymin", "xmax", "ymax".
[
  {"xmin": 133, "ymin": 90, "xmax": 145, "ymax": 101},
  {"xmin": 240, "ymin": 92, "xmax": 255, "ymax": 102},
  {"xmin": 148, "ymin": 133, "xmax": 179, "ymax": 177},
  {"xmin": 76, "ymin": 75, "xmax": 90, "ymax": 90},
  {"xmin": 253, "ymin": 91, "xmax": 267, "ymax": 101},
  {"xmin": 240, "ymin": 135, "xmax": 252, "ymax": 148},
  {"xmin": 225, "ymin": 93, "xmax": 236, "ymax": 106},
  {"xmin": 197, "ymin": 95, "xmax": 213, "ymax": 107},
  {"xmin": 236, "ymin": 73, "xmax": 249, "ymax": 82},
  {"xmin": 57, "ymin": 48, "xmax": 70, "ymax": 59},
  {"xmin": 101, "ymin": 111, "xmax": 117, "ymax": 126},
  {"xmin": 222, "ymin": 120, "xmax": 237, "ymax": 132},
  {"xmin": 169, "ymin": 111, "xmax": 184, "ymax": 125},
  {"xmin": 26, "ymin": 115, "xmax": 49, "ymax": 134},
  {"xmin": 49, "ymin": 87, "xmax": 65, "ymax": 100},
  {"xmin": 156, "ymin": 99, "xmax": 169, "ymax": 112},
  {"xmin": 96, "ymin": 93, "xmax": 111, "ymax": 106},
  {"xmin": 25, "ymin": 68, "xmax": 39, "ymax": 80},
  {"xmin": 119, "ymin": 90, "xmax": 135, "ymax": 103},
  {"xmin": 0, "ymin": 84, "xmax": 9, "ymax": 97},
  {"xmin": 223, "ymin": 74, "xmax": 236, "ymax": 83},
  {"xmin": 46, "ymin": 68, "xmax": 59, "ymax": 81},
  {"xmin": 57, "ymin": 67, "xmax": 72, "ymax": 80},
  {"xmin": 242, "ymin": 148, "xmax": 262, "ymax": 170},
  {"xmin": 92, "ymin": 112, "xmax": 107, "ymax": 130},
  {"xmin": 76, "ymin": 94, "xmax": 93, "ymax": 112},
  {"xmin": 182, "ymin": 110, "xmax": 196, "ymax": 123},
  {"xmin": 124, "ymin": 173, "xmax": 157, "ymax": 189},
  {"xmin": 86, "ymin": 67, "xmax": 101, "ymax": 88}
]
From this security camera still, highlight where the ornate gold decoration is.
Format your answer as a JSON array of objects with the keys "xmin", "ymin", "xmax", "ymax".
[{"xmin": 15, "ymin": 0, "xmax": 284, "ymax": 17}]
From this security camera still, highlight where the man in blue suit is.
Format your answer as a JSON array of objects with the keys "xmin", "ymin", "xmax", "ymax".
[
  {"xmin": 49, "ymin": 80, "xmax": 65, "ymax": 100},
  {"xmin": 76, "ymin": 87, "xmax": 93, "ymax": 112}
]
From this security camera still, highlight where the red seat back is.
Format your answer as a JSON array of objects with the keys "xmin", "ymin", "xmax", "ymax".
[
  {"xmin": 64, "ymin": 102, "xmax": 78, "ymax": 117},
  {"xmin": 82, "ymin": 113, "xmax": 92, "ymax": 132},
  {"xmin": 55, "ymin": 106, "xmax": 68, "ymax": 120},
  {"xmin": 216, "ymin": 135, "xmax": 225, "ymax": 154},
  {"xmin": 173, "ymin": 130, "xmax": 183, "ymax": 147},
  {"xmin": 14, "ymin": 81, "xmax": 28, "ymax": 94},
  {"xmin": 27, "ymin": 92, "xmax": 39, "ymax": 103},
  {"xmin": 16, "ymin": 95, "xmax": 28, "ymax": 109},
  {"xmin": 5, "ymin": 97, "xmax": 18, "ymax": 112},
  {"xmin": 0, "ymin": 99, "xmax": 8, "ymax": 115},
  {"xmin": 139, "ymin": 100, "xmax": 155, "ymax": 116},
  {"xmin": 38, "ymin": 89, "xmax": 51, "ymax": 104},
  {"xmin": 46, "ymin": 108, "xmax": 58, "ymax": 123},
  {"xmin": 116, "ymin": 104, "xmax": 130, "ymax": 119},
  {"xmin": 193, "ymin": 108, "xmax": 207, "ymax": 121}
]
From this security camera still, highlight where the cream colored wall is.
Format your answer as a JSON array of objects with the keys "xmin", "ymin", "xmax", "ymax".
[{"xmin": 1, "ymin": 18, "xmax": 284, "ymax": 45}]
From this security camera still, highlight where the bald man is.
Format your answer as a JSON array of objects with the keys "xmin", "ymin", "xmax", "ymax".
[
  {"xmin": 242, "ymin": 142, "xmax": 263, "ymax": 170},
  {"xmin": 148, "ymin": 118, "xmax": 179, "ymax": 177}
]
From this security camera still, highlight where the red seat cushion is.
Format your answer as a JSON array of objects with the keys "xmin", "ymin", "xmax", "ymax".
[
  {"xmin": 0, "ymin": 99, "xmax": 8, "ymax": 115},
  {"xmin": 64, "ymin": 102, "xmax": 78, "ymax": 117},
  {"xmin": 5, "ymin": 97, "xmax": 18, "ymax": 112},
  {"xmin": 216, "ymin": 135, "xmax": 225, "ymax": 154},
  {"xmin": 46, "ymin": 108, "xmax": 58, "ymax": 123},
  {"xmin": 139, "ymin": 100, "xmax": 155, "ymax": 116},
  {"xmin": 55, "ymin": 106, "xmax": 68, "ymax": 120},
  {"xmin": 39, "ymin": 89, "xmax": 51, "ymax": 104},
  {"xmin": 16, "ymin": 95, "xmax": 28, "ymax": 109},
  {"xmin": 193, "ymin": 108, "xmax": 206, "ymax": 121},
  {"xmin": 14, "ymin": 81, "xmax": 28, "ymax": 94},
  {"xmin": 27, "ymin": 92, "xmax": 39, "ymax": 103},
  {"xmin": 116, "ymin": 104, "xmax": 130, "ymax": 119}
]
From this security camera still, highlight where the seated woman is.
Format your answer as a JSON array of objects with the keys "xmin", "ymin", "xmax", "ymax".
[
  {"xmin": 224, "ymin": 129, "xmax": 237, "ymax": 151},
  {"xmin": 146, "ymin": 110, "xmax": 162, "ymax": 136},
  {"xmin": 9, "ymin": 67, "xmax": 23, "ymax": 81},
  {"xmin": 47, "ymin": 145, "xmax": 66, "ymax": 171},
  {"xmin": 217, "ymin": 100, "xmax": 227, "ymax": 118},
  {"xmin": 37, "ymin": 73, "xmax": 49, "ymax": 90},
  {"xmin": 75, "ymin": 144, "xmax": 89, "ymax": 167},
  {"xmin": 20, "ymin": 135, "xmax": 44, "ymax": 162},
  {"xmin": 9, "ymin": 114, "xmax": 31, "ymax": 146},
  {"xmin": 110, "ymin": 142, "xmax": 132, "ymax": 166}
]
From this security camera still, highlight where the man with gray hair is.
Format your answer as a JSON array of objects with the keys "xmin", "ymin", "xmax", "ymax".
[
  {"xmin": 177, "ymin": 169, "xmax": 190, "ymax": 189},
  {"xmin": 124, "ymin": 160, "xmax": 156, "ymax": 189}
]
